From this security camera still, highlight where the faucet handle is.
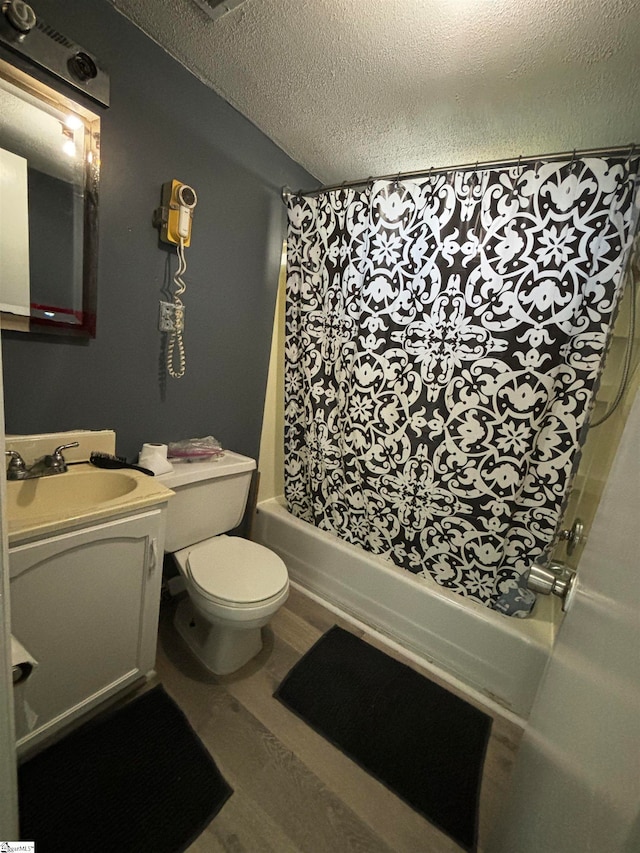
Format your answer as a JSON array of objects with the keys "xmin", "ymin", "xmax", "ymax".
[
  {"xmin": 48, "ymin": 441, "xmax": 80, "ymax": 473},
  {"xmin": 52, "ymin": 441, "xmax": 80, "ymax": 460},
  {"xmin": 5, "ymin": 449, "xmax": 26, "ymax": 474}
]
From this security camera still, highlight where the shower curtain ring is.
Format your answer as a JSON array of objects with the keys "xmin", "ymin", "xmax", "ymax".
[
  {"xmin": 569, "ymin": 149, "xmax": 577, "ymax": 172},
  {"xmin": 508, "ymin": 155, "xmax": 522, "ymax": 200},
  {"xmin": 625, "ymin": 143, "xmax": 636, "ymax": 169},
  {"xmin": 426, "ymin": 167, "xmax": 436, "ymax": 201}
]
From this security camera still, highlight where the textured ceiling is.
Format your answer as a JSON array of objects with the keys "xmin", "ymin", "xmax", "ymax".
[{"xmin": 108, "ymin": 0, "xmax": 640, "ymax": 186}]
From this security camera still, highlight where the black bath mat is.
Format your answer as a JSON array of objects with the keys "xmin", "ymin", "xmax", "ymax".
[
  {"xmin": 275, "ymin": 626, "xmax": 491, "ymax": 851},
  {"xmin": 18, "ymin": 684, "xmax": 232, "ymax": 853}
]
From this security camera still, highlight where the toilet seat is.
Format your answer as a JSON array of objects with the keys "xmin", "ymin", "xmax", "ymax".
[{"xmin": 181, "ymin": 535, "xmax": 288, "ymax": 607}]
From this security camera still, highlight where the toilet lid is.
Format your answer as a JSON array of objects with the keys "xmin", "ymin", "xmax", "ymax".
[{"xmin": 186, "ymin": 535, "xmax": 288, "ymax": 605}]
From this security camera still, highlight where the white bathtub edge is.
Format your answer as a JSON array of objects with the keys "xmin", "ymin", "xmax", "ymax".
[
  {"xmin": 290, "ymin": 579, "xmax": 526, "ymax": 728},
  {"xmin": 255, "ymin": 497, "xmax": 557, "ymax": 720}
]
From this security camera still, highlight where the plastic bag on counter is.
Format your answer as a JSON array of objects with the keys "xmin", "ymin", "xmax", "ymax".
[{"xmin": 167, "ymin": 435, "xmax": 224, "ymax": 462}]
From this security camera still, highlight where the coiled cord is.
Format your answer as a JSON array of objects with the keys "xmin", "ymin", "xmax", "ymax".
[{"xmin": 167, "ymin": 238, "xmax": 187, "ymax": 379}]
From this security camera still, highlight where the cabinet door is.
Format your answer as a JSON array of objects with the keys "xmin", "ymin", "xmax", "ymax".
[{"xmin": 10, "ymin": 509, "xmax": 164, "ymax": 748}]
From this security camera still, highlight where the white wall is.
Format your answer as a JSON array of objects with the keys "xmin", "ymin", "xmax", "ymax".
[
  {"xmin": 0, "ymin": 348, "xmax": 18, "ymax": 838},
  {"xmin": 490, "ymin": 371, "xmax": 640, "ymax": 853}
]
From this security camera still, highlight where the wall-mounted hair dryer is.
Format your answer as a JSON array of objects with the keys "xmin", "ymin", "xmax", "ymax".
[
  {"xmin": 154, "ymin": 179, "xmax": 197, "ymax": 246},
  {"xmin": 153, "ymin": 179, "xmax": 198, "ymax": 379},
  {"xmin": 176, "ymin": 183, "xmax": 197, "ymax": 240}
]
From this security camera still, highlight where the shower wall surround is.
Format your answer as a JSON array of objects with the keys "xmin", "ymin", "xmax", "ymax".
[{"xmin": 284, "ymin": 155, "xmax": 640, "ymax": 615}]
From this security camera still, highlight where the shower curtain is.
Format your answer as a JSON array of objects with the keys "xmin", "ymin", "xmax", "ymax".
[{"xmin": 284, "ymin": 155, "xmax": 639, "ymax": 616}]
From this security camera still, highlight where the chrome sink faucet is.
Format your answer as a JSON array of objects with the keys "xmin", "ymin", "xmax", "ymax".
[{"xmin": 5, "ymin": 442, "xmax": 79, "ymax": 480}]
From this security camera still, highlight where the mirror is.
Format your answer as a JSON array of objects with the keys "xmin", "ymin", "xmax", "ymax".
[{"xmin": 0, "ymin": 57, "xmax": 100, "ymax": 337}]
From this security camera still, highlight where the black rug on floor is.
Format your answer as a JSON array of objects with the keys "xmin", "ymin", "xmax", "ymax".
[
  {"xmin": 275, "ymin": 626, "xmax": 492, "ymax": 851},
  {"xmin": 19, "ymin": 684, "xmax": 232, "ymax": 853}
]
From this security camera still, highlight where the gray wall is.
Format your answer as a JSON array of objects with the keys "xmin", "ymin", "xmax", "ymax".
[{"xmin": 1, "ymin": 0, "xmax": 314, "ymax": 461}]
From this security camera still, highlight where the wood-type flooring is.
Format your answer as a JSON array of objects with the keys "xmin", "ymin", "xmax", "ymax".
[{"xmin": 154, "ymin": 586, "xmax": 522, "ymax": 853}]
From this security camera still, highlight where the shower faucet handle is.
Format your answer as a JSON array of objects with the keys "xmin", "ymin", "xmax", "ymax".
[{"xmin": 558, "ymin": 518, "xmax": 584, "ymax": 556}]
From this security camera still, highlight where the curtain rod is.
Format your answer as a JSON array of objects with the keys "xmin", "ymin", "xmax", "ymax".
[{"xmin": 282, "ymin": 142, "xmax": 638, "ymax": 202}]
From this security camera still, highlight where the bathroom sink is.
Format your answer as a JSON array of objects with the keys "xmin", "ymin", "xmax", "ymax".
[
  {"xmin": 6, "ymin": 464, "xmax": 174, "ymax": 544},
  {"xmin": 8, "ymin": 469, "xmax": 137, "ymax": 517}
]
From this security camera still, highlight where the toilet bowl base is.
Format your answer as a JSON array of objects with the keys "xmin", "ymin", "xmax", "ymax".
[{"xmin": 174, "ymin": 597, "xmax": 263, "ymax": 675}]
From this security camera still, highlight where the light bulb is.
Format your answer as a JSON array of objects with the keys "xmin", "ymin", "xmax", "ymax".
[{"xmin": 64, "ymin": 114, "xmax": 83, "ymax": 130}]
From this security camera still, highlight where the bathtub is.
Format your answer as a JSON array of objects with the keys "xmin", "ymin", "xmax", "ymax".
[{"xmin": 254, "ymin": 497, "xmax": 560, "ymax": 719}]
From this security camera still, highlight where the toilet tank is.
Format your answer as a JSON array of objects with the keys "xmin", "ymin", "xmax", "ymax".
[{"xmin": 158, "ymin": 451, "xmax": 256, "ymax": 552}]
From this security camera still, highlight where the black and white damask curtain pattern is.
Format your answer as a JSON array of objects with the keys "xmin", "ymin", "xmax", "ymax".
[{"xmin": 284, "ymin": 156, "xmax": 640, "ymax": 616}]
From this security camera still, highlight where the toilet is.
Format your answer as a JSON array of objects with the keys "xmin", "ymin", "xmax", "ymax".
[{"xmin": 159, "ymin": 452, "xmax": 289, "ymax": 675}]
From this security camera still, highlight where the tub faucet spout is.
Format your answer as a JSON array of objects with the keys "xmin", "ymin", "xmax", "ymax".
[{"xmin": 525, "ymin": 560, "xmax": 576, "ymax": 611}]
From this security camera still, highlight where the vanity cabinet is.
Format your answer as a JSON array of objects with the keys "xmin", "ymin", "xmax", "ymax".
[{"xmin": 10, "ymin": 507, "xmax": 166, "ymax": 753}]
